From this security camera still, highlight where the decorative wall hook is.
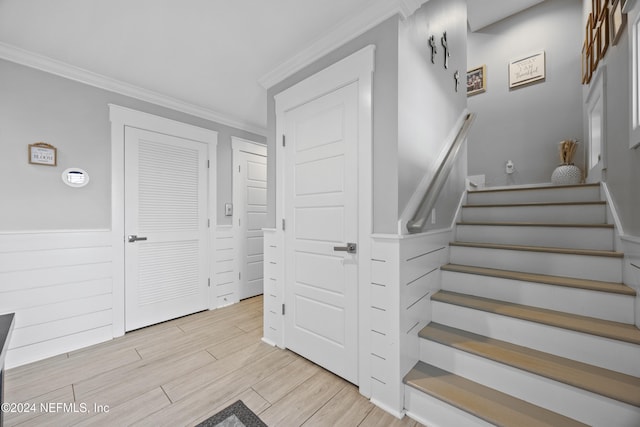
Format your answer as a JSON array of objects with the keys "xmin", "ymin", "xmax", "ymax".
[
  {"xmin": 428, "ymin": 35, "xmax": 437, "ymax": 64},
  {"xmin": 441, "ymin": 31, "xmax": 450, "ymax": 69}
]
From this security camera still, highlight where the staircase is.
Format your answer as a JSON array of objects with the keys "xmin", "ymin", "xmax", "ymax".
[{"xmin": 403, "ymin": 183, "xmax": 640, "ymax": 427}]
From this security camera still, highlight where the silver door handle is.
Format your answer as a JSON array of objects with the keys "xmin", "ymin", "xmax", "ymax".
[
  {"xmin": 128, "ymin": 235, "xmax": 148, "ymax": 243},
  {"xmin": 334, "ymin": 243, "xmax": 357, "ymax": 254}
]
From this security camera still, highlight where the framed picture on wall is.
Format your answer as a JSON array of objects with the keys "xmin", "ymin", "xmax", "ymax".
[
  {"xmin": 467, "ymin": 65, "xmax": 486, "ymax": 96},
  {"xmin": 509, "ymin": 51, "xmax": 545, "ymax": 89},
  {"xmin": 582, "ymin": 41, "xmax": 592, "ymax": 84},
  {"xmin": 611, "ymin": 0, "xmax": 627, "ymax": 45},
  {"xmin": 599, "ymin": 6, "xmax": 610, "ymax": 58},
  {"xmin": 28, "ymin": 142, "xmax": 57, "ymax": 166}
]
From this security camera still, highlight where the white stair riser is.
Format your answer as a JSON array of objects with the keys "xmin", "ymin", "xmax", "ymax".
[
  {"xmin": 441, "ymin": 271, "xmax": 634, "ymax": 323},
  {"xmin": 404, "ymin": 385, "xmax": 494, "ymax": 427},
  {"xmin": 420, "ymin": 340, "xmax": 640, "ymax": 427},
  {"xmin": 450, "ymin": 245, "xmax": 622, "ymax": 282},
  {"xmin": 456, "ymin": 225, "xmax": 614, "ymax": 251},
  {"xmin": 461, "ymin": 204, "xmax": 606, "ymax": 224},
  {"xmin": 467, "ymin": 186, "xmax": 601, "ymax": 205},
  {"xmin": 432, "ymin": 301, "xmax": 640, "ymax": 376}
]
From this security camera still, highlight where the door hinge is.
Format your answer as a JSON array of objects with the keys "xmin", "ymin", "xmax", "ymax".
[
  {"xmin": 207, "ymin": 218, "xmax": 210, "ymax": 228},
  {"xmin": 238, "ymin": 165, "xmax": 241, "ymax": 172},
  {"xmin": 207, "ymin": 160, "xmax": 210, "ymax": 168},
  {"xmin": 281, "ymin": 218, "xmax": 286, "ymax": 231},
  {"xmin": 282, "ymin": 304, "xmax": 285, "ymax": 315},
  {"xmin": 208, "ymin": 278, "xmax": 211, "ymax": 287},
  {"xmin": 282, "ymin": 135, "xmax": 286, "ymax": 147},
  {"xmin": 239, "ymin": 272, "xmax": 241, "ymax": 280}
]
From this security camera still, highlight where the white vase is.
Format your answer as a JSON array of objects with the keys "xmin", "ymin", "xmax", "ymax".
[{"xmin": 551, "ymin": 164, "xmax": 582, "ymax": 185}]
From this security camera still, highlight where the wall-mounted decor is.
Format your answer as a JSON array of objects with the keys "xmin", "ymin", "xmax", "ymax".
[
  {"xmin": 428, "ymin": 35, "xmax": 437, "ymax": 63},
  {"xmin": 454, "ymin": 70, "xmax": 460, "ymax": 92},
  {"xmin": 467, "ymin": 65, "xmax": 486, "ymax": 96},
  {"xmin": 509, "ymin": 51, "xmax": 545, "ymax": 89},
  {"xmin": 611, "ymin": 0, "xmax": 627, "ymax": 45},
  {"xmin": 599, "ymin": 5, "xmax": 610, "ymax": 59},
  {"xmin": 582, "ymin": 41, "xmax": 592, "ymax": 84},
  {"xmin": 28, "ymin": 142, "xmax": 57, "ymax": 166},
  {"xmin": 441, "ymin": 32, "xmax": 450, "ymax": 69},
  {"xmin": 584, "ymin": 0, "xmax": 615, "ymax": 85}
]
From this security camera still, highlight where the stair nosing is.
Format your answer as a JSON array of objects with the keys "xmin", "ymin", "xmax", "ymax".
[
  {"xmin": 456, "ymin": 221, "xmax": 614, "ymax": 229},
  {"xmin": 420, "ymin": 322, "xmax": 640, "ymax": 408},
  {"xmin": 404, "ymin": 361, "xmax": 590, "ymax": 427},
  {"xmin": 468, "ymin": 183, "xmax": 600, "ymax": 195},
  {"xmin": 432, "ymin": 290, "xmax": 640, "ymax": 345},
  {"xmin": 441, "ymin": 263, "xmax": 635, "ymax": 296},
  {"xmin": 450, "ymin": 241, "xmax": 624, "ymax": 258},
  {"xmin": 463, "ymin": 200, "xmax": 606, "ymax": 208}
]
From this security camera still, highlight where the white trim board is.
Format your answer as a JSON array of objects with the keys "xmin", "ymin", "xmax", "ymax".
[
  {"xmin": 0, "ymin": 42, "xmax": 266, "ymax": 136},
  {"xmin": 109, "ymin": 104, "xmax": 218, "ymax": 336},
  {"xmin": 259, "ymin": 0, "xmax": 427, "ymax": 89},
  {"xmin": 231, "ymin": 137, "xmax": 267, "ymax": 156}
]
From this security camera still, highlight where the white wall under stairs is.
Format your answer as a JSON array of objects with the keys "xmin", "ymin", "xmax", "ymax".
[{"xmin": 404, "ymin": 183, "xmax": 640, "ymax": 427}]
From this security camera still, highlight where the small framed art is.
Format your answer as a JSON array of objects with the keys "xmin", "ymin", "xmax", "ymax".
[
  {"xmin": 467, "ymin": 65, "xmax": 486, "ymax": 96},
  {"xmin": 28, "ymin": 142, "xmax": 57, "ymax": 166},
  {"xmin": 509, "ymin": 51, "xmax": 546, "ymax": 89}
]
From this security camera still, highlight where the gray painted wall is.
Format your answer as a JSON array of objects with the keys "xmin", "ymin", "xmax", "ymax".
[
  {"xmin": 467, "ymin": 0, "xmax": 584, "ymax": 187},
  {"xmin": 398, "ymin": 0, "xmax": 468, "ymax": 230},
  {"xmin": 0, "ymin": 59, "xmax": 265, "ymax": 231},
  {"xmin": 583, "ymin": 0, "xmax": 640, "ymax": 236},
  {"xmin": 266, "ymin": 17, "xmax": 400, "ymax": 234}
]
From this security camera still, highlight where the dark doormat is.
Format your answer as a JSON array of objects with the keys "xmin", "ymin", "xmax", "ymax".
[{"xmin": 195, "ymin": 400, "xmax": 267, "ymax": 427}]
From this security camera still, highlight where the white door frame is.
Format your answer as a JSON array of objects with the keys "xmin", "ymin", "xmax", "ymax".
[
  {"xmin": 110, "ymin": 104, "xmax": 218, "ymax": 337},
  {"xmin": 232, "ymin": 137, "xmax": 268, "ymax": 301},
  {"xmin": 274, "ymin": 45, "xmax": 375, "ymax": 396}
]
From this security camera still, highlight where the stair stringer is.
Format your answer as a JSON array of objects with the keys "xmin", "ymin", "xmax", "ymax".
[{"xmin": 602, "ymin": 182, "xmax": 640, "ymax": 328}]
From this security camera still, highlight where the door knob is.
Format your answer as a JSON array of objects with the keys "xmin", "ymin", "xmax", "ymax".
[
  {"xmin": 127, "ymin": 235, "xmax": 148, "ymax": 243},
  {"xmin": 334, "ymin": 243, "xmax": 357, "ymax": 254}
]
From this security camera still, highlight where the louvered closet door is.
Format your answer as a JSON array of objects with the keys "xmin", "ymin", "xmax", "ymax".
[{"xmin": 124, "ymin": 127, "xmax": 208, "ymax": 331}]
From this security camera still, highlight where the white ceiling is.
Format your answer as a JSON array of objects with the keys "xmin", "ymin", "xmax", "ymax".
[{"xmin": 0, "ymin": 0, "xmax": 543, "ymax": 135}]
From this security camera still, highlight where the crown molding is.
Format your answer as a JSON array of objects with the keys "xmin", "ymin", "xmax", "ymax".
[
  {"xmin": 258, "ymin": 0, "xmax": 429, "ymax": 89},
  {"xmin": 0, "ymin": 42, "xmax": 267, "ymax": 136}
]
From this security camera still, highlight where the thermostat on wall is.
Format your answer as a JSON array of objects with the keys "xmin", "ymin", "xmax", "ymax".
[{"xmin": 62, "ymin": 168, "xmax": 90, "ymax": 188}]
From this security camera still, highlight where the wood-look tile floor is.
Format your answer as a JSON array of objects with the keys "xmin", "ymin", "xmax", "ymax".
[{"xmin": 4, "ymin": 296, "xmax": 425, "ymax": 427}]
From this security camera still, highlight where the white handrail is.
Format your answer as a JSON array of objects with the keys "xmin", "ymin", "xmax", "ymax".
[{"xmin": 406, "ymin": 112, "xmax": 476, "ymax": 234}]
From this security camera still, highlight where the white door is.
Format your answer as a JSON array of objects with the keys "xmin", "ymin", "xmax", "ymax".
[
  {"xmin": 284, "ymin": 82, "xmax": 359, "ymax": 384},
  {"xmin": 234, "ymin": 147, "xmax": 268, "ymax": 300},
  {"xmin": 124, "ymin": 126, "xmax": 209, "ymax": 331}
]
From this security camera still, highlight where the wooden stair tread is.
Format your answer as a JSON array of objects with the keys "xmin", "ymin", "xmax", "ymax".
[
  {"xmin": 432, "ymin": 290, "xmax": 640, "ymax": 345},
  {"xmin": 441, "ymin": 263, "xmax": 636, "ymax": 296},
  {"xmin": 457, "ymin": 221, "xmax": 614, "ymax": 229},
  {"xmin": 468, "ymin": 183, "xmax": 600, "ymax": 195},
  {"xmin": 420, "ymin": 323, "xmax": 640, "ymax": 407},
  {"xmin": 450, "ymin": 241, "xmax": 624, "ymax": 258},
  {"xmin": 463, "ymin": 200, "xmax": 605, "ymax": 208},
  {"xmin": 404, "ymin": 361, "xmax": 589, "ymax": 427}
]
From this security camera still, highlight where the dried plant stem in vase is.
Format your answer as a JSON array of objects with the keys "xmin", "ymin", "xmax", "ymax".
[
  {"xmin": 559, "ymin": 139, "xmax": 578, "ymax": 165},
  {"xmin": 551, "ymin": 139, "xmax": 582, "ymax": 185}
]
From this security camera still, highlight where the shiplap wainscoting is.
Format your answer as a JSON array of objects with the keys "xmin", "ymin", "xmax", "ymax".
[
  {"xmin": 0, "ymin": 230, "xmax": 113, "ymax": 369},
  {"xmin": 262, "ymin": 228, "xmax": 283, "ymax": 347},
  {"xmin": 369, "ymin": 230, "xmax": 450, "ymax": 415},
  {"xmin": 213, "ymin": 225, "xmax": 237, "ymax": 308}
]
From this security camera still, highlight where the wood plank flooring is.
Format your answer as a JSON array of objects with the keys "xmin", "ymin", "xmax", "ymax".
[{"xmin": 4, "ymin": 296, "xmax": 424, "ymax": 427}]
